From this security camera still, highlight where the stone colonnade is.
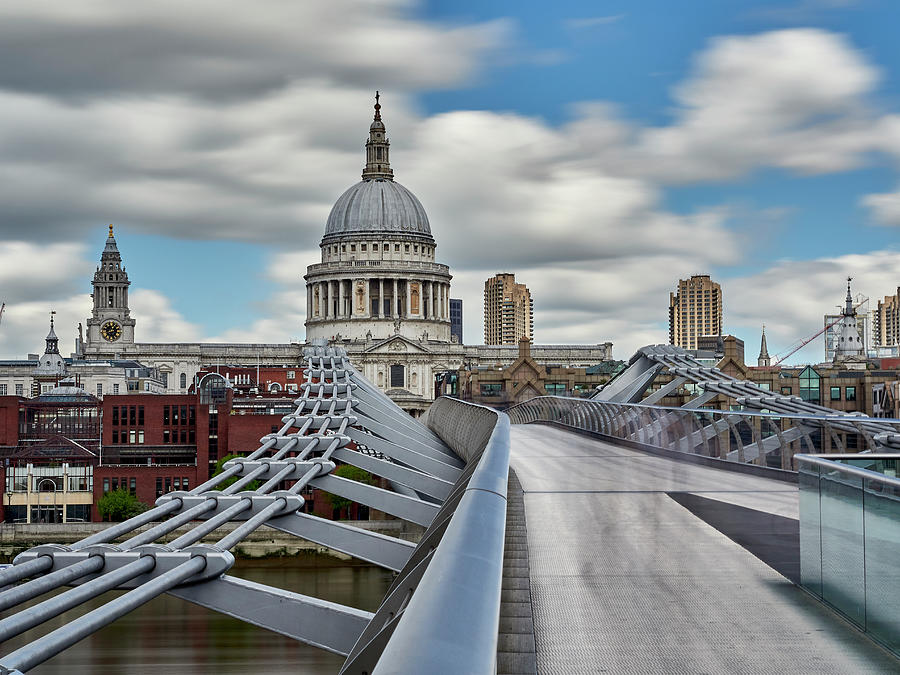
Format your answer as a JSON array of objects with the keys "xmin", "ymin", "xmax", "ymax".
[{"xmin": 308, "ymin": 278, "xmax": 451, "ymax": 320}]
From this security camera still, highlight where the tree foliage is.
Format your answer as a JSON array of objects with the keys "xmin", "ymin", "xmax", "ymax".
[
  {"xmin": 327, "ymin": 464, "xmax": 374, "ymax": 514},
  {"xmin": 212, "ymin": 454, "xmax": 262, "ymax": 491},
  {"xmin": 97, "ymin": 489, "xmax": 148, "ymax": 522}
]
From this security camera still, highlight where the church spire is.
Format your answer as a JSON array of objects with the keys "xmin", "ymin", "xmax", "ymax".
[
  {"xmin": 362, "ymin": 91, "xmax": 394, "ymax": 181},
  {"xmin": 45, "ymin": 311, "xmax": 59, "ymax": 355},
  {"xmin": 103, "ymin": 224, "xmax": 121, "ymax": 260},
  {"xmin": 844, "ymin": 276, "xmax": 854, "ymax": 316},
  {"xmin": 757, "ymin": 324, "xmax": 770, "ymax": 367}
]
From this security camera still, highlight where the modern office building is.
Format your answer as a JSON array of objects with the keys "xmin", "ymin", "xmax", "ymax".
[
  {"xmin": 484, "ymin": 273, "xmax": 534, "ymax": 346},
  {"xmin": 450, "ymin": 299, "xmax": 463, "ymax": 344},
  {"xmin": 668, "ymin": 274, "xmax": 722, "ymax": 350}
]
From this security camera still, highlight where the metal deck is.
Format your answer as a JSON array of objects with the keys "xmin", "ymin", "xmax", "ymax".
[{"xmin": 511, "ymin": 424, "xmax": 898, "ymax": 674}]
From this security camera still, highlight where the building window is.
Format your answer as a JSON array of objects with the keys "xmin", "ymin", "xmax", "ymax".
[
  {"xmin": 183, "ymin": 477, "xmax": 189, "ymax": 491},
  {"xmin": 0, "ymin": 384, "xmax": 6, "ymax": 395},
  {"xmin": 97, "ymin": 383, "xmax": 103, "ymax": 397},
  {"xmin": 164, "ymin": 406, "xmax": 170, "ymax": 425},
  {"xmin": 390, "ymin": 364, "xmax": 405, "ymax": 388},
  {"xmin": 129, "ymin": 430, "xmax": 136, "ymax": 444},
  {"xmin": 130, "ymin": 478, "xmax": 136, "ymax": 495},
  {"xmin": 15, "ymin": 384, "xmax": 22, "ymax": 396},
  {"xmin": 180, "ymin": 373, "xmax": 187, "ymax": 389},
  {"xmin": 480, "ymin": 383, "xmax": 502, "ymax": 397},
  {"xmin": 373, "ymin": 244, "xmax": 378, "ymax": 251},
  {"xmin": 830, "ymin": 386, "xmax": 841, "ymax": 401},
  {"xmin": 395, "ymin": 244, "xmax": 400, "ymax": 252},
  {"xmin": 163, "ymin": 429, "xmax": 170, "ymax": 443},
  {"xmin": 103, "ymin": 478, "xmax": 110, "ymax": 493},
  {"xmin": 112, "ymin": 430, "xmax": 119, "ymax": 444},
  {"xmin": 156, "ymin": 477, "xmax": 163, "ymax": 498},
  {"xmin": 161, "ymin": 372, "xmax": 168, "ymax": 388},
  {"xmin": 138, "ymin": 406, "xmax": 144, "ymax": 425},
  {"xmin": 287, "ymin": 371, "xmax": 295, "ymax": 380},
  {"xmin": 782, "ymin": 386, "xmax": 794, "ymax": 395},
  {"xmin": 361, "ymin": 244, "xmax": 367, "ymax": 251},
  {"xmin": 138, "ymin": 430, "xmax": 144, "ymax": 444},
  {"xmin": 113, "ymin": 383, "xmax": 119, "ymax": 394},
  {"xmin": 798, "ymin": 366, "xmax": 821, "ymax": 404},
  {"xmin": 846, "ymin": 386, "xmax": 856, "ymax": 401}
]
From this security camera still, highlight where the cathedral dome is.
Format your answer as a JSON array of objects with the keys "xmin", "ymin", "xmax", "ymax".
[
  {"xmin": 323, "ymin": 179, "xmax": 432, "ymax": 242},
  {"xmin": 322, "ymin": 92, "xmax": 433, "ymax": 245}
]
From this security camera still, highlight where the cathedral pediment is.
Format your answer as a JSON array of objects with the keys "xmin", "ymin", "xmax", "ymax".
[{"xmin": 363, "ymin": 334, "xmax": 431, "ymax": 355}]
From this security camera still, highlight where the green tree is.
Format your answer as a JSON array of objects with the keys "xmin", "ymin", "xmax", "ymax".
[
  {"xmin": 327, "ymin": 464, "xmax": 374, "ymax": 516},
  {"xmin": 212, "ymin": 454, "xmax": 261, "ymax": 492},
  {"xmin": 97, "ymin": 489, "xmax": 148, "ymax": 522}
]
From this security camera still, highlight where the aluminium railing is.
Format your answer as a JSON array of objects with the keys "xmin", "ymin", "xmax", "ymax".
[{"xmin": 507, "ymin": 396, "xmax": 900, "ymax": 471}]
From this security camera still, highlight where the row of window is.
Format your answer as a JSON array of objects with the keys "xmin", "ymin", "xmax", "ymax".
[
  {"xmin": 163, "ymin": 405, "xmax": 196, "ymax": 425},
  {"xmin": 156, "ymin": 476, "xmax": 190, "ymax": 498},
  {"xmin": 111, "ymin": 429, "xmax": 145, "ymax": 444},
  {"xmin": 164, "ymin": 428, "xmax": 196, "ymax": 444},
  {"xmin": 329, "ymin": 243, "xmax": 433, "ymax": 256},
  {"xmin": 830, "ymin": 386, "xmax": 857, "ymax": 402},
  {"xmin": 112, "ymin": 405, "xmax": 145, "ymax": 426},
  {"xmin": 102, "ymin": 476, "xmax": 190, "ymax": 498},
  {"xmin": 6, "ymin": 475, "xmax": 92, "ymax": 493},
  {"xmin": 97, "ymin": 383, "xmax": 121, "ymax": 397},
  {"xmin": 103, "ymin": 476, "xmax": 137, "ymax": 494}
]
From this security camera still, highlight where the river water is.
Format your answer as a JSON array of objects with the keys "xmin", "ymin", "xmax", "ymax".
[{"xmin": 1, "ymin": 554, "xmax": 395, "ymax": 674}]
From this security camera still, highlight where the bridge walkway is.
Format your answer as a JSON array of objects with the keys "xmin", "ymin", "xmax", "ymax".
[{"xmin": 510, "ymin": 424, "xmax": 898, "ymax": 674}]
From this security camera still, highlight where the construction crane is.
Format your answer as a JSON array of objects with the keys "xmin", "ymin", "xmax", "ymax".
[
  {"xmin": 0, "ymin": 302, "xmax": 4, "ymax": 327},
  {"xmin": 772, "ymin": 296, "xmax": 868, "ymax": 366}
]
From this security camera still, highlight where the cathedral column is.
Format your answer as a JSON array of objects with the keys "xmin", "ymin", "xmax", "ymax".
[
  {"xmin": 326, "ymin": 281, "xmax": 333, "ymax": 319},
  {"xmin": 379, "ymin": 279, "xmax": 385, "ymax": 318},
  {"xmin": 336, "ymin": 280, "xmax": 343, "ymax": 317},
  {"xmin": 426, "ymin": 281, "xmax": 433, "ymax": 319},
  {"xmin": 442, "ymin": 283, "xmax": 448, "ymax": 319},
  {"xmin": 393, "ymin": 278, "xmax": 399, "ymax": 318},
  {"xmin": 307, "ymin": 285, "xmax": 312, "ymax": 319},
  {"xmin": 406, "ymin": 281, "xmax": 412, "ymax": 319}
]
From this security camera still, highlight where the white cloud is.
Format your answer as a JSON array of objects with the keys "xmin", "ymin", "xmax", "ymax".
[
  {"xmin": 861, "ymin": 188, "xmax": 900, "ymax": 226},
  {"xmin": 129, "ymin": 290, "xmax": 203, "ymax": 343},
  {"xmin": 634, "ymin": 29, "xmax": 882, "ymax": 182},
  {"xmin": 1, "ymin": 16, "xmax": 899, "ymax": 362},
  {"xmin": 564, "ymin": 15, "xmax": 625, "ymax": 30},
  {"xmin": 0, "ymin": 296, "xmax": 90, "ymax": 359}
]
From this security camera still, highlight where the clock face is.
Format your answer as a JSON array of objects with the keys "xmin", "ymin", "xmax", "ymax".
[{"xmin": 101, "ymin": 321, "xmax": 122, "ymax": 342}]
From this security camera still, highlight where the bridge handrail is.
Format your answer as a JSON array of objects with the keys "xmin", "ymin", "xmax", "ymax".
[
  {"xmin": 370, "ymin": 398, "xmax": 509, "ymax": 674},
  {"xmin": 506, "ymin": 396, "xmax": 900, "ymax": 470}
]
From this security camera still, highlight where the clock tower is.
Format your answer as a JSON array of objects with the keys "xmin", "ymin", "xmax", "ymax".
[{"xmin": 84, "ymin": 225, "xmax": 136, "ymax": 353}]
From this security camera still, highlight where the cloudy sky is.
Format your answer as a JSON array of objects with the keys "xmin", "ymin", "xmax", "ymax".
[{"xmin": 1, "ymin": 0, "xmax": 898, "ymax": 363}]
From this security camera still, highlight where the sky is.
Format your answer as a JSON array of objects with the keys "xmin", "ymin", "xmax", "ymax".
[{"xmin": 0, "ymin": 0, "xmax": 899, "ymax": 364}]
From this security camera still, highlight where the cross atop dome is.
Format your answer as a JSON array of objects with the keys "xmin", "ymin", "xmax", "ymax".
[{"xmin": 363, "ymin": 91, "xmax": 393, "ymax": 181}]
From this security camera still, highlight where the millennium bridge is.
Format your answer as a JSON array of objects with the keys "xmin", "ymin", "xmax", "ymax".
[{"xmin": 0, "ymin": 344, "xmax": 898, "ymax": 673}]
